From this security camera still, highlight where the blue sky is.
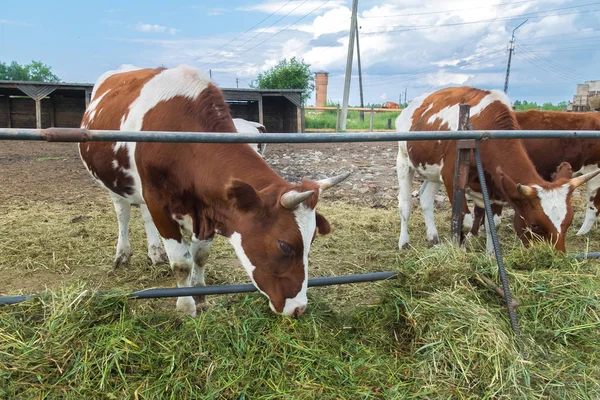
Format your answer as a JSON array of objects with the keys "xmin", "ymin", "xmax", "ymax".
[{"xmin": 1, "ymin": 0, "xmax": 599, "ymax": 105}]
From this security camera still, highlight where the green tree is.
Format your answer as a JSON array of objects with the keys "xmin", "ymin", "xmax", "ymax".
[
  {"xmin": 251, "ymin": 57, "xmax": 314, "ymax": 103},
  {"xmin": 0, "ymin": 60, "xmax": 60, "ymax": 82}
]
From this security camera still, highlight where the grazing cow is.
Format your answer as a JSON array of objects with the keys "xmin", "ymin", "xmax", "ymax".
[
  {"xmin": 396, "ymin": 87, "xmax": 599, "ymax": 253},
  {"xmin": 382, "ymin": 101, "xmax": 400, "ymax": 109},
  {"xmin": 79, "ymin": 65, "xmax": 348, "ymax": 317},
  {"xmin": 233, "ymin": 118, "xmax": 268, "ymax": 157},
  {"xmin": 472, "ymin": 110, "xmax": 600, "ymax": 236}
]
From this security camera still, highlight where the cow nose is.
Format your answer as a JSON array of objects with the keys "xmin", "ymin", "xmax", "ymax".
[{"xmin": 293, "ymin": 306, "xmax": 306, "ymax": 318}]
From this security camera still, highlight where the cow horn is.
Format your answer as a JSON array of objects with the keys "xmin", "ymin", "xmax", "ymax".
[
  {"xmin": 570, "ymin": 168, "xmax": 600, "ymax": 189},
  {"xmin": 317, "ymin": 172, "xmax": 351, "ymax": 191},
  {"xmin": 516, "ymin": 183, "xmax": 536, "ymax": 197},
  {"xmin": 280, "ymin": 190, "xmax": 315, "ymax": 209}
]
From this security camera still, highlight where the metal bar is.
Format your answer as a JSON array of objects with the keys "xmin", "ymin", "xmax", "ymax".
[
  {"xmin": 335, "ymin": 105, "xmax": 340, "ymax": 133},
  {"xmin": 575, "ymin": 252, "xmax": 600, "ymax": 259},
  {"xmin": 473, "ymin": 146, "xmax": 525, "ymax": 359},
  {"xmin": 369, "ymin": 107, "xmax": 374, "ymax": 132},
  {"xmin": 451, "ymin": 105, "xmax": 473, "ymax": 246},
  {"xmin": 3, "ymin": 128, "xmax": 600, "ymax": 143},
  {"xmin": 0, "ymin": 271, "xmax": 398, "ymax": 306}
]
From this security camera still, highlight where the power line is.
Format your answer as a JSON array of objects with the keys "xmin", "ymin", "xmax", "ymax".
[
  {"xmin": 514, "ymin": 48, "xmax": 585, "ymax": 82},
  {"xmin": 212, "ymin": 0, "xmax": 331, "ymax": 67},
  {"xmin": 362, "ymin": 47, "xmax": 506, "ymax": 87},
  {"xmin": 363, "ymin": 51, "xmax": 507, "ymax": 88},
  {"xmin": 515, "ymin": 39, "xmax": 590, "ymax": 81},
  {"xmin": 362, "ymin": 0, "xmax": 540, "ymax": 19},
  {"xmin": 199, "ymin": 0, "xmax": 294, "ymax": 64},
  {"xmin": 362, "ymin": 3, "xmax": 600, "ymax": 36},
  {"xmin": 206, "ymin": 0, "xmax": 311, "ymax": 65}
]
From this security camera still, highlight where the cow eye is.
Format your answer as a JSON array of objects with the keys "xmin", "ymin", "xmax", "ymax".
[{"xmin": 278, "ymin": 240, "xmax": 293, "ymax": 255}]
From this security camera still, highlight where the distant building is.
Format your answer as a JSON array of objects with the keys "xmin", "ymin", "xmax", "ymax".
[{"xmin": 567, "ymin": 80, "xmax": 600, "ymax": 112}]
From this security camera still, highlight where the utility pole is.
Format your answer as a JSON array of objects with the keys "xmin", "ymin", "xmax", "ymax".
[
  {"xmin": 340, "ymin": 0, "xmax": 359, "ymax": 131},
  {"xmin": 355, "ymin": 23, "xmax": 365, "ymax": 122},
  {"xmin": 404, "ymin": 87, "xmax": 407, "ymax": 105},
  {"xmin": 209, "ymin": 69, "xmax": 212, "ymax": 79},
  {"xmin": 504, "ymin": 19, "xmax": 528, "ymax": 94},
  {"xmin": 236, "ymin": 78, "xmax": 239, "ymax": 88}
]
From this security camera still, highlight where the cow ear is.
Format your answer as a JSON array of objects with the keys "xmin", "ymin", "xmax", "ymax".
[
  {"xmin": 316, "ymin": 212, "xmax": 331, "ymax": 235},
  {"xmin": 226, "ymin": 179, "xmax": 263, "ymax": 213},
  {"xmin": 494, "ymin": 166, "xmax": 521, "ymax": 204}
]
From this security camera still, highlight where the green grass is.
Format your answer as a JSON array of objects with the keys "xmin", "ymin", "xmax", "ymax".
[
  {"xmin": 1, "ymin": 200, "xmax": 600, "ymax": 398},
  {"xmin": 305, "ymin": 110, "xmax": 401, "ymax": 130}
]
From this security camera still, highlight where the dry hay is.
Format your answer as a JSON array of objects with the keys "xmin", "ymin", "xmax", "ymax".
[{"xmin": 1, "ymin": 196, "xmax": 600, "ymax": 398}]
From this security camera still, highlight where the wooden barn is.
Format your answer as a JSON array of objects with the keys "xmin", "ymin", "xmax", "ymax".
[{"xmin": 0, "ymin": 80, "xmax": 305, "ymax": 132}]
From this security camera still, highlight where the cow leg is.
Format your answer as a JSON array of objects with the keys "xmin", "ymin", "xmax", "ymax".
[
  {"xmin": 140, "ymin": 204, "xmax": 168, "ymax": 265},
  {"xmin": 190, "ymin": 238, "xmax": 213, "ymax": 311},
  {"xmin": 110, "ymin": 193, "xmax": 133, "ymax": 268},
  {"xmin": 471, "ymin": 206, "xmax": 486, "ymax": 236},
  {"xmin": 397, "ymin": 153, "xmax": 415, "ymax": 250},
  {"xmin": 144, "ymin": 197, "xmax": 197, "ymax": 316},
  {"xmin": 160, "ymin": 238, "xmax": 197, "ymax": 316},
  {"xmin": 419, "ymin": 180, "xmax": 442, "ymax": 245},
  {"xmin": 577, "ymin": 177, "xmax": 600, "ymax": 235}
]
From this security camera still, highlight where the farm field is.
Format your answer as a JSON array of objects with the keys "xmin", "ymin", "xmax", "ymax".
[
  {"xmin": 304, "ymin": 109, "xmax": 401, "ymax": 131},
  {"xmin": 1, "ymin": 140, "xmax": 600, "ymax": 398}
]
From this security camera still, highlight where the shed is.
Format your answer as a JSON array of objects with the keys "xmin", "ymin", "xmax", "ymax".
[{"xmin": 0, "ymin": 80, "xmax": 304, "ymax": 132}]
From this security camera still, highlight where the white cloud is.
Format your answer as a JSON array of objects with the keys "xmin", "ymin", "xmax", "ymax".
[
  {"xmin": 0, "ymin": 19, "xmax": 33, "ymax": 26},
  {"xmin": 207, "ymin": 8, "xmax": 228, "ymax": 16},
  {"xmin": 105, "ymin": 0, "xmax": 596, "ymax": 103},
  {"xmin": 133, "ymin": 23, "xmax": 180, "ymax": 35}
]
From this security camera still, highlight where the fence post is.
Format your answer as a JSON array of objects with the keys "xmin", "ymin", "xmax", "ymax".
[
  {"xmin": 369, "ymin": 107, "xmax": 374, "ymax": 131},
  {"xmin": 451, "ymin": 104, "xmax": 474, "ymax": 246},
  {"xmin": 335, "ymin": 105, "xmax": 341, "ymax": 132}
]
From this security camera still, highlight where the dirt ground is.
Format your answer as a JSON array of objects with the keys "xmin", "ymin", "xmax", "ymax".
[{"xmin": 0, "ymin": 140, "xmax": 401, "ymax": 206}]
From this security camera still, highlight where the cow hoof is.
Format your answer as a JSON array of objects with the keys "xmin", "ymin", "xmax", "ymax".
[
  {"xmin": 195, "ymin": 299, "xmax": 208, "ymax": 312},
  {"xmin": 147, "ymin": 245, "xmax": 168, "ymax": 265},
  {"xmin": 176, "ymin": 296, "xmax": 197, "ymax": 317},
  {"xmin": 399, "ymin": 242, "xmax": 410, "ymax": 250},
  {"xmin": 113, "ymin": 249, "xmax": 132, "ymax": 269},
  {"xmin": 427, "ymin": 236, "xmax": 440, "ymax": 246}
]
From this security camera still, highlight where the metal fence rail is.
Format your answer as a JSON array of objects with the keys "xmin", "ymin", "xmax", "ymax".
[{"xmin": 2, "ymin": 127, "xmax": 600, "ymax": 143}]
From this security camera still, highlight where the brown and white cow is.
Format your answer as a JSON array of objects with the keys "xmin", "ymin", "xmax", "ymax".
[
  {"xmin": 472, "ymin": 110, "xmax": 600, "ymax": 236},
  {"xmin": 396, "ymin": 87, "xmax": 599, "ymax": 253},
  {"xmin": 233, "ymin": 118, "xmax": 268, "ymax": 157},
  {"xmin": 382, "ymin": 101, "xmax": 400, "ymax": 109},
  {"xmin": 78, "ymin": 65, "xmax": 348, "ymax": 317}
]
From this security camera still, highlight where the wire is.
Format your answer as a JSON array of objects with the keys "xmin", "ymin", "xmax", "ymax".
[
  {"xmin": 515, "ymin": 48, "xmax": 585, "ymax": 82},
  {"xmin": 363, "ymin": 51, "xmax": 507, "ymax": 88},
  {"xmin": 198, "ymin": 0, "xmax": 294, "ymax": 64},
  {"xmin": 206, "ymin": 0, "xmax": 311, "ymax": 65},
  {"xmin": 362, "ymin": 3, "xmax": 600, "ymax": 36},
  {"xmin": 362, "ymin": 0, "xmax": 540, "ymax": 19},
  {"xmin": 515, "ymin": 39, "xmax": 590, "ymax": 81},
  {"xmin": 213, "ymin": 0, "xmax": 333, "ymax": 67}
]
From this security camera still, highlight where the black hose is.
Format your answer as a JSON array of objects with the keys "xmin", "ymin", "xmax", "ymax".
[{"xmin": 0, "ymin": 271, "xmax": 398, "ymax": 305}]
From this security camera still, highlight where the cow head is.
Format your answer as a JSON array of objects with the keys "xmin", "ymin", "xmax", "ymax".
[
  {"xmin": 495, "ymin": 165, "xmax": 600, "ymax": 251},
  {"xmin": 226, "ymin": 172, "xmax": 349, "ymax": 317}
]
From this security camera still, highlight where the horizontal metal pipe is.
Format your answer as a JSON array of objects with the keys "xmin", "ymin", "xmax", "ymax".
[
  {"xmin": 0, "ymin": 271, "xmax": 398, "ymax": 306},
  {"xmin": 2, "ymin": 128, "xmax": 600, "ymax": 143}
]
